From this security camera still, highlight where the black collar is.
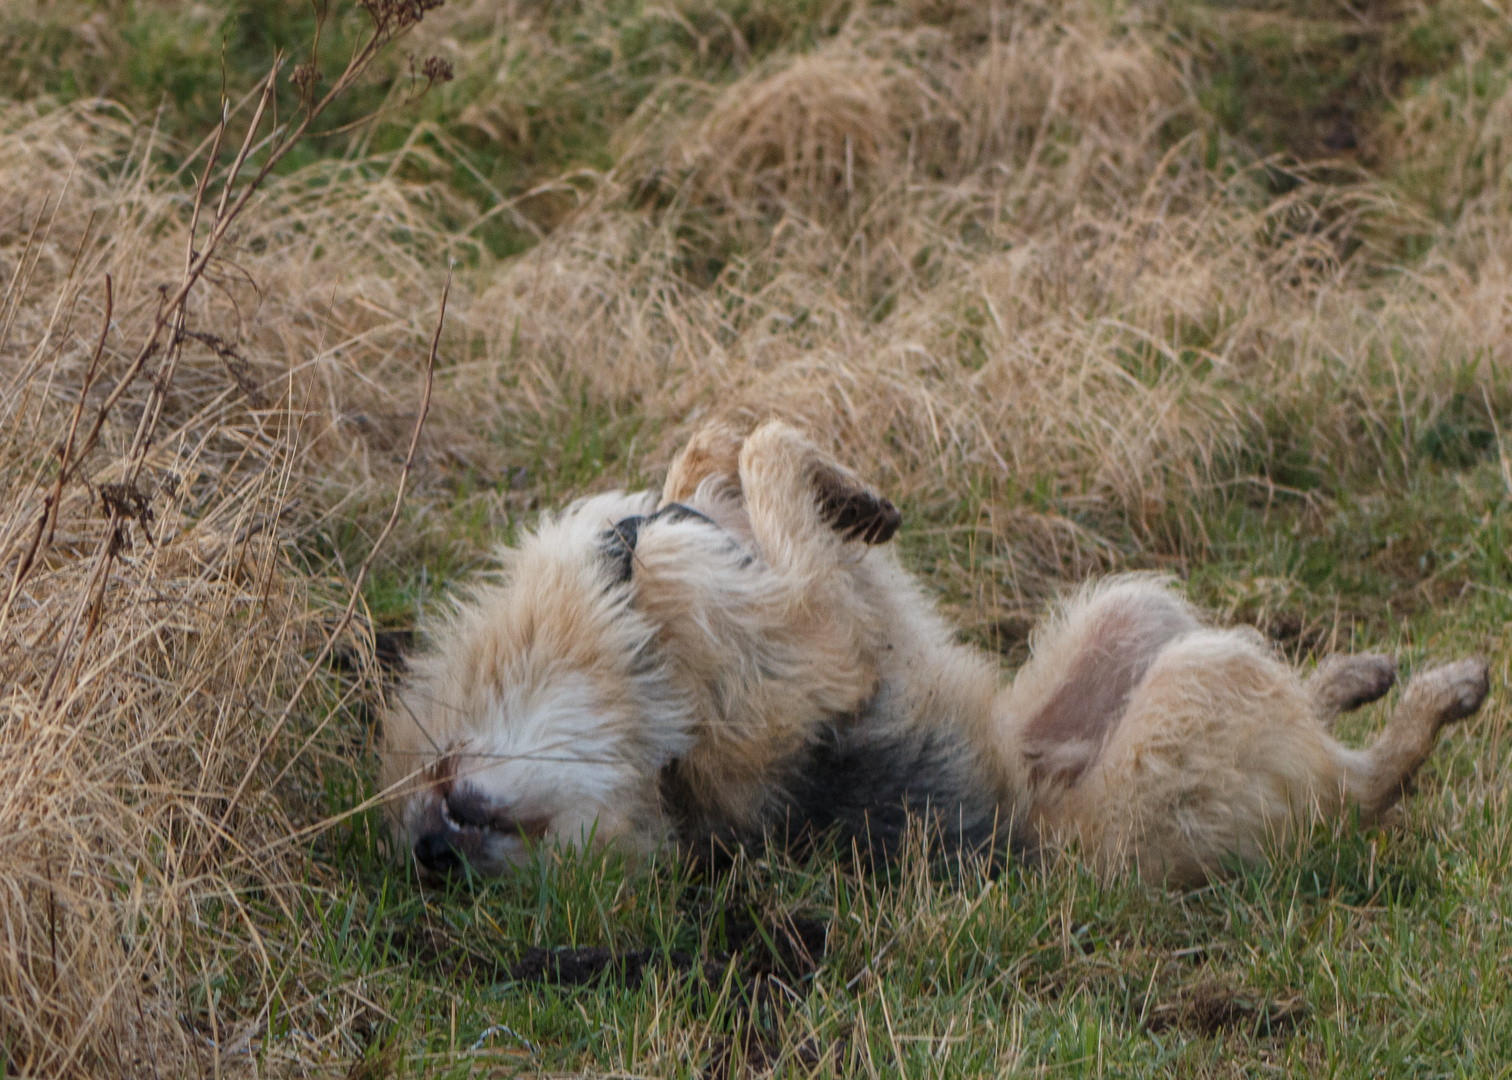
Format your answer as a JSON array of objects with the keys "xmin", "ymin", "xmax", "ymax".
[{"xmin": 600, "ymin": 502, "xmax": 717, "ymax": 584}]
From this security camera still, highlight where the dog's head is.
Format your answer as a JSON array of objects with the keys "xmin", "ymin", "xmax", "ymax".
[{"xmin": 381, "ymin": 490, "xmax": 706, "ymax": 879}]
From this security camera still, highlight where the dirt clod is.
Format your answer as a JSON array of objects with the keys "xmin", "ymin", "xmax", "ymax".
[
  {"xmin": 510, "ymin": 945, "xmax": 727, "ymax": 988},
  {"xmin": 704, "ymin": 1030, "xmax": 843, "ymax": 1078},
  {"xmin": 385, "ymin": 923, "xmax": 509, "ymax": 983},
  {"xmin": 722, "ymin": 914, "xmax": 828, "ymax": 981},
  {"xmin": 508, "ymin": 913, "xmax": 829, "ymax": 994},
  {"xmin": 1146, "ymin": 979, "xmax": 1307, "ymax": 1037}
]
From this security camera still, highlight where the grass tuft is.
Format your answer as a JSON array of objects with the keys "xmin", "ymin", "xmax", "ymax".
[{"xmin": 4, "ymin": 0, "xmax": 1512, "ymax": 1073}]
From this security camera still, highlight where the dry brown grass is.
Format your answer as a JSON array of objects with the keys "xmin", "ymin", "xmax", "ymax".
[
  {"xmin": 3, "ymin": 0, "xmax": 1512, "ymax": 1073},
  {"xmin": 684, "ymin": 53, "xmax": 900, "ymax": 213},
  {"xmin": 0, "ymin": 22, "xmax": 457, "ymax": 1071},
  {"xmin": 470, "ymin": 1, "xmax": 1508, "ymax": 603},
  {"xmin": 0, "ymin": 100, "xmax": 316, "ymax": 1074},
  {"xmin": 1387, "ymin": 39, "xmax": 1512, "ymax": 224}
]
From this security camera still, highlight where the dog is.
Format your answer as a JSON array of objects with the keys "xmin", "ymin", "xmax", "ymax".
[{"xmin": 382, "ymin": 420, "xmax": 1491, "ymax": 884}]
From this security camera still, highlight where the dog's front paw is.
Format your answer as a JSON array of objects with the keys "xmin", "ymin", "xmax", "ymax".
[{"xmin": 812, "ymin": 462, "xmax": 902, "ymax": 545}]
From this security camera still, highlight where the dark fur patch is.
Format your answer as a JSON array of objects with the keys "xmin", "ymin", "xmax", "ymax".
[
  {"xmin": 811, "ymin": 463, "xmax": 902, "ymax": 545},
  {"xmin": 773, "ymin": 723, "xmax": 1005, "ymax": 863},
  {"xmin": 662, "ymin": 708, "xmax": 1010, "ymax": 867}
]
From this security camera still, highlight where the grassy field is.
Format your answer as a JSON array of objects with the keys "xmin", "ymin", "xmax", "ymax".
[{"xmin": 3, "ymin": 0, "xmax": 1512, "ymax": 1075}]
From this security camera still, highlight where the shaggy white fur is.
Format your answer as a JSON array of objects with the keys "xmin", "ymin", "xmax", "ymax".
[{"xmin": 383, "ymin": 421, "xmax": 1491, "ymax": 884}]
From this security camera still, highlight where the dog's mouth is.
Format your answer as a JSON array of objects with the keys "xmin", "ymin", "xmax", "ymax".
[
  {"xmin": 443, "ymin": 786, "xmax": 552, "ymax": 839},
  {"xmin": 408, "ymin": 785, "xmax": 552, "ymax": 879}
]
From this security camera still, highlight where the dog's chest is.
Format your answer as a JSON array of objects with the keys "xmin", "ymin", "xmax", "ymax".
[{"xmin": 661, "ymin": 684, "xmax": 1006, "ymax": 863}]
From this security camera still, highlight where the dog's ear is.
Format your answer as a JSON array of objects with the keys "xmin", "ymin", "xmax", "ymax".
[
  {"xmin": 809, "ymin": 460, "xmax": 902, "ymax": 545},
  {"xmin": 599, "ymin": 515, "xmax": 645, "ymax": 585}
]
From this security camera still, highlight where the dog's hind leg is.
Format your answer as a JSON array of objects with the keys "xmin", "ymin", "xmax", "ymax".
[
  {"xmin": 1006, "ymin": 577, "xmax": 1201, "ymax": 789},
  {"xmin": 1335, "ymin": 658, "xmax": 1490, "ymax": 823},
  {"xmin": 1308, "ymin": 654, "xmax": 1397, "ymax": 728}
]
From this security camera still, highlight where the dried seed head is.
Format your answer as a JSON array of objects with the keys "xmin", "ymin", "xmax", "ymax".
[
  {"xmin": 421, "ymin": 56, "xmax": 455, "ymax": 85},
  {"xmin": 359, "ymin": 0, "xmax": 445, "ymax": 36},
  {"xmin": 290, "ymin": 62, "xmax": 323, "ymax": 91}
]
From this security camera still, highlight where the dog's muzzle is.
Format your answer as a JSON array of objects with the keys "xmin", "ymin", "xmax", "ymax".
[{"xmin": 413, "ymin": 830, "xmax": 465, "ymax": 875}]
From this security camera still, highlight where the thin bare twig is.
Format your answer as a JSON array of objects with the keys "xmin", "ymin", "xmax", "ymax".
[
  {"xmin": 0, "ymin": 276, "xmax": 112, "ymax": 630},
  {"xmin": 7, "ymin": 5, "xmax": 443, "ymax": 677}
]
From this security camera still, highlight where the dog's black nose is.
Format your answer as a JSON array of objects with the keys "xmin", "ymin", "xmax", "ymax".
[{"xmin": 414, "ymin": 832, "xmax": 463, "ymax": 875}]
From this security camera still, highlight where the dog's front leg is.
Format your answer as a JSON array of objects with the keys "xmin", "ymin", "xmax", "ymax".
[
  {"xmin": 737, "ymin": 421, "xmax": 900, "ymax": 581},
  {"xmin": 662, "ymin": 419, "xmax": 901, "ymax": 554},
  {"xmin": 649, "ymin": 421, "xmax": 901, "ymax": 846}
]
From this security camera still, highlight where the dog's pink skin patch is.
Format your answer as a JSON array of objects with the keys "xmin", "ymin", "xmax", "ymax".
[{"xmin": 1021, "ymin": 603, "xmax": 1192, "ymax": 786}]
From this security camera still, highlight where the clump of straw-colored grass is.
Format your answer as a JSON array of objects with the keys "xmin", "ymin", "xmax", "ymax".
[
  {"xmin": 0, "ymin": 99, "xmax": 319, "ymax": 1074},
  {"xmin": 5, "ymin": 0, "xmax": 1512, "ymax": 1071},
  {"xmin": 458, "ymin": 0, "xmax": 1509, "ymax": 612},
  {"xmin": 686, "ymin": 54, "xmax": 899, "ymax": 215},
  {"xmin": 0, "ymin": 5, "xmax": 459, "ymax": 1069}
]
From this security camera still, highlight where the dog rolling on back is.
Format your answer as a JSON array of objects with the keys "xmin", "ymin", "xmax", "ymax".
[{"xmin": 383, "ymin": 421, "xmax": 1490, "ymax": 884}]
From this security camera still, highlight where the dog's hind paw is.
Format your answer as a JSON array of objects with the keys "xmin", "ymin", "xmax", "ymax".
[
  {"xmin": 1310, "ymin": 653, "xmax": 1397, "ymax": 721},
  {"xmin": 1409, "ymin": 657, "xmax": 1491, "ymax": 728}
]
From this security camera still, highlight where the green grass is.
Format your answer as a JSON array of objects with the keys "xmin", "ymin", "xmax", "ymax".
[
  {"xmin": 1169, "ymin": 0, "xmax": 1484, "ymax": 163},
  {"xmin": 287, "ymin": 427, "xmax": 1512, "ymax": 1076},
  {"xmin": 303, "ymin": 237, "xmax": 1512, "ymax": 1080},
  {"xmin": 12, "ymin": 0, "xmax": 1512, "ymax": 1074},
  {"xmin": 280, "ymin": 645, "xmax": 1512, "ymax": 1078},
  {"xmin": 10, "ymin": 0, "xmax": 1500, "ymax": 254},
  {"xmin": 0, "ymin": 0, "xmax": 848, "ymax": 257}
]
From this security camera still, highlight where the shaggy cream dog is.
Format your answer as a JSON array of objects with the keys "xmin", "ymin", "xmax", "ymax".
[{"xmin": 382, "ymin": 421, "xmax": 1490, "ymax": 884}]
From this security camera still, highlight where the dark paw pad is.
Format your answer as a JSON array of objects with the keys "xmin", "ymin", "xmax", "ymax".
[
  {"xmin": 1314, "ymin": 653, "xmax": 1397, "ymax": 715},
  {"xmin": 1433, "ymin": 658, "xmax": 1491, "ymax": 725},
  {"xmin": 813, "ymin": 465, "xmax": 901, "ymax": 545}
]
